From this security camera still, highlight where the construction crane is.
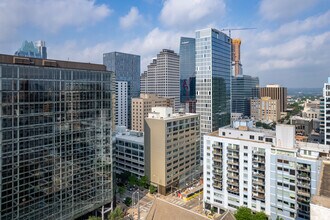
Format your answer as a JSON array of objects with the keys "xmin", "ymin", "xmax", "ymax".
[{"xmin": 221, "ymin": 27, "xmax": 256, "ymax": 37}]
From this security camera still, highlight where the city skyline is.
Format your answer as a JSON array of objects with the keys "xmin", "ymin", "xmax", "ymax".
[{"xmin": 0, "ymin": 0, "xmax": 329, "ymax": 88}]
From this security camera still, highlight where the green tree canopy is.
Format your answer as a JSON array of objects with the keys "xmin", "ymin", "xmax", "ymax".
[
  {"xmin": 109, "ymin": 207, "xmax": 124, "ymax": 220},
  {"xmin": 235, "ymin": 207, "xmax": 268, "ymax": 220},
  {"xmin": 88, "ymin": 216, "xmax": 101, "ymax": 220}
]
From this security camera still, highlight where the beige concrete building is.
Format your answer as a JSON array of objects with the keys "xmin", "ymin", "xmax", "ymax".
[
  {"xmin": 145, "ymin": 107, "xmax": 200, "ymax": 195},
  {"xmin": 260, "ymin": 84, "xmax": 287, "ymax": 112},
  {"xmin": 251, "ymin": 97, "xmax": 280, "ymax": 122},
  {"xmin": 131, "ymin": 94, "xmax": 174, "ymax": 131}
]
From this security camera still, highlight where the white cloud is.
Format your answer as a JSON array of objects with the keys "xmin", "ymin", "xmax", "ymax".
[
  {"xmin": 120, "ymin": 7, "xmax": 143, "ymax": 29},
  {"xmin": 48, "ymin": 40, "xmax": 116, "ymax": 64},
  {"xmin": 121, "ymin": 28, "xmax": 194, "ymax": 71},
  {"xmin": 159, "ymin": 0, "xmax": 225, "ymax": 29},
  {"xmin": 257, "ymin": 10, "xmax": 330, "ymax": 43},
  {"xmin": 0, "ymin": 0, "xmax": 111, "ymax": 40},
  {"xmin": 259, "ymin": 0, "xmax": 316, "ymax": 21}
]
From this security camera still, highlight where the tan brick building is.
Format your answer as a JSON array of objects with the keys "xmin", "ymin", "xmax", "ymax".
[
  {"xmin": 145, "ymin": 107, "xmax": 200, "ymax": 195},
  {"xmin": 251, "ymin": 97, "xmax": 280, "ymax": 122},
  {"xmin": 131, "ymin": 94, "xmax": 174, "ymax": 131}
]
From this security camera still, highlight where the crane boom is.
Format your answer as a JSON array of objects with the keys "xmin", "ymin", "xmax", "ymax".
[{"xmin": 220, "ymin": 27, "xmax": 256, "ymax": 37}]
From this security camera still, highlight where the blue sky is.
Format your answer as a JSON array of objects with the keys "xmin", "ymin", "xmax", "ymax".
[{"xmin": 0, "ymin": 0, "xmax": 329, "ymax": 88}]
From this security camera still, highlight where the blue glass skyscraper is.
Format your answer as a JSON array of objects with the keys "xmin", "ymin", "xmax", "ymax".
[
  {"xmin": 103, "ymin": 52, "xmax": 140, "ymax": 129},
  {"xmin": 232, "ymin": 75, "xmax": 259, "ymax": 116},
  {"xmin": 179, "ymin": 37, "xmax": 196, "ymax": 105},
  {"xmin": 14, "ymin": 40, "xmax": 47, "ymax": 59},
  {"xmin": 196, "ymin": 28, "xmax": 231, "ymax": 159}
]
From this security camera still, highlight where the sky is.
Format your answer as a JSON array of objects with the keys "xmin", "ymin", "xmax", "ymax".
[{"xmin": 0, "ymin": 0, "xmax": 329, "ymax": 88}]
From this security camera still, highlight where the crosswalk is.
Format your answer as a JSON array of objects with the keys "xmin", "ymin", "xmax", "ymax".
[{"xmin": 166, "ymin": 198, "xmax": 185, "ymax": 206}]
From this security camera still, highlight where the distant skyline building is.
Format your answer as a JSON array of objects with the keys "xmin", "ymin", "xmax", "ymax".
[
  {"xmin": 132, "ymin": 93, "xmax": 174, "ymax": 132},
  {"xmin": 232, "ymin": 75, "xmax": 259, "ymax": 116},
  {"xmin": 0, "ymin": 54, "xmax": 114, "ymax": 220},
  {"xmin": 196, "ymin": 28, "xmax": 232, "ymax": 159},
  {"xmin": 231, "ymin": 38, "xmax": 242, "ymax": 77},
  {"xmin": 103, "ymin": 52, "xmax": 140, "ymax": 129},
  {"xmin": 251, "ymin": 97, "xmax": 281, "ymax": 122},
  {"xmin": 260, "ymin": 84, "xmax": 287, "ymax": 112},
  {"xmin": 140, "ymin": 49, "xmax": 180, "ymax": 109},
  {"xmin": 116, "ymin": 81, "xmax": 128, "ymax": 127},
  {"xmin": 179, "ymin": 37, "xmax": 196, "ymax": 112},
  {"xmin": 14, "ymin": 40, "xmax": 47, "ymax": 59}
]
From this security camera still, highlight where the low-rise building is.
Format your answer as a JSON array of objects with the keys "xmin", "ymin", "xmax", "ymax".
[
  {"xmin": 114, "ymin": 128, "xmax": 145, "ymax": 177},
  {"xmin": 251, "ymin": 97, "xmax": 280, "ymax": 122},
  {"xmin": 145, "ymin": 107, "xmax": 200, "ymax": 195},
  {"xmin": 203, "ymin": 122, "xmax": 330, "ymax": 219},
  {"xmin": 291, "ymin": 116, "xmax": 313, "ymax": 137}
]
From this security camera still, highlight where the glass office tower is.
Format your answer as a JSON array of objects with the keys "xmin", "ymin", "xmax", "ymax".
[
  {"xmin": 232, "ymin": 75, "xmax": 259, "ymax": 116},
  {"xmin": 0, "ymin": 55, "xmax": 114, "ymax": 220},
  {"xmin": 196, "ymin": 28, "xmax": 231, "ymax": 159},
  {"xmin": 179, "ymin": 37, "xmax": 196, "ymax": 104},
  {"xmin": 103, "ymin": 52, "xmax": 140, "ymax": 129}
]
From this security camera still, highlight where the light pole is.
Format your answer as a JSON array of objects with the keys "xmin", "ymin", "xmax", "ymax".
[{"xmin": 132, "ymin": 189, "xmax": 140, "ymax": 220}]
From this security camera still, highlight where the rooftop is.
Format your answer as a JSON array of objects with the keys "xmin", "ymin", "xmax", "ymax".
[
  {"xmin": 311, "ymin": 161, "xmax": 330, "ymax": 208},
  {"xmin": 115, "ymin": 131, "xmax": 144, "ymax": 144},
  {"xmin": 146, "ymin": 198, "xmax": 208, "ymax": 220},
  {"xmin": 0, "ymin": 53, "xmax": 106, "ymax": 71}
]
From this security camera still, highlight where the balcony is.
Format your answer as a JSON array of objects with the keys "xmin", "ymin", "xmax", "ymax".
[
  {"xmin": 252, "ymin": 179, "xmax": 264, "ymax": 186},
  {"xmin": 297, "ymin": 173, "xmax": 311, "ymax": 181},
  {"xmin": 252, "ymin": 172, "xmax": 265, "ymax": 178},
  {"xmin": 213, "ymin": 182, "xmax": 222, "ymax": 190},
  {"xmin": 297, "ymin": 190, "xmax": 310, "ymax": 197},
  {"xmin": 227, "ymin": 160, "xmax": 239, "ymax": 166},
  {"xmin": 227, "ymin": 186, "xmax": 239, "ymax": 193},
  {"xmin": 297, "ymin": 197, "xmax": 310, "ymax": 204},
  {"xmin": 252, "ymin": 165, "xmax": 265, "ymax": 171},
  {"xmin": 253, "ymin": 151, "xmax": 265, "ymax": 156},
  {"xmin": 252, "ymin": 158, "xmax": 265, "ymax": 164},
  {"xmin": 213, "ymin": 150, "xmax": 222, "ymax": 156},
  {"xmin": 213, "ymin": 156, "xmax": 222, "ymax": 162},
  {"xmin": 297, "ymin": 165, "xmax": 311, "ymax": 172},
  {"xmin": 253, "ymin": 186, "xmax": 265, "ymax": 193},
  {"xmin": 297, "ymin": 181, "xmax": 310, "ymax": 189},
  {"xmin": 214, "ymin": 162, "xmax": 222, "ymax": 168},
  {"xmin": 228, "ymin": 166, "xmax": 239, "ymax": 173},
  {"xmin": 227, "ymin": 153, "xmax": 239, "ymax": 159},
  {"xmin": 227, "ymin": 145, "xmax": 239, "ymax": 152},
  {"xmin": 227, "ymin": 174, "xmax": 239, "ymax": 180},
  {"xmin": 227, "ymin": 180, "xmax": 239, "ymax": 187},
  {"xmin": 213, "ymin": 169, "xmax": 223, "ymax": 175},
  {"xmin": 252, "ymin": 193, "xmax": 265, "ymax": 201}
]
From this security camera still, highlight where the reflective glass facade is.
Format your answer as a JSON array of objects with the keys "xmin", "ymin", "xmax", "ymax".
[
  {"xmin": 0, "ymin": 63, "xmax": 114, "ymax": 220},
  {"xmin": 179, "ymin": 37, "xmax": 196, "ymax": 103},
  {"xmin": 232, "ymin": 75, "xmax": 259, "ymax": 116},
  {"xmin": 196, "ymin": 28, "xmax": 231, "ymax": 159},
  {"xmin": 103, "ymin": 52, "xmax": 140, "ymax": 129}
]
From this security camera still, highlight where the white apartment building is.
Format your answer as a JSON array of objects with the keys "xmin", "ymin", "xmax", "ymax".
[
  {"xmin": 203, "ymin": 122, "xmax": 330, "ymax": 220},
  {"xmin": 320, "ymin": 78, "xmax": 330, "ymax": 145},
  {"xmin": 116, "ymin": 81, "xmax": 128, "ymax": 127}
]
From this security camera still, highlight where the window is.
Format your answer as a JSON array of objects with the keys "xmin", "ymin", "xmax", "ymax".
[
  {"xmin": 250, "ymin": 135, "xmax": 254, "ymax": 140},
  {"xmin": 244, "ymin": 146, "xmax": 248, "ymax": 149},
  {"xmin": 244, "ymin": 153, "xmax": 248, "ymax": 156},
  {"xmin": 265, "ymin": 138, "xmax": 272, "ymax": 142},
  {"xmin": 258, "ymin": 136, "xmax": 263, "ymax": 141}
]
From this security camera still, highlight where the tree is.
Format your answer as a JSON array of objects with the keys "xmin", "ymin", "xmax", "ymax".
[
  {"xmin": 118, "ymin": 186, "xmax": 126, "ymax": 196},
  {"xmin": 149, "ymin": 185, "xmax": 157, "ymax": 194},
  {"xmin": 109, "ymin": 207, "xmax": 124, "ymax": 220},
  {"xmin": 235, "ymin": 207, "xmax": 253, "ymax": 220},
  {"xmin": 88, "ymin": 216, "xmax": 101, "ymax": 220},
  {"xmin": 139, "ymin": 175, "xmax": 149, "ymax": 189},
  {"xmin": 255, "ymin": 212, "xmax": 268, "ymax": 220},
  {"xmin": 124, "ymin": 197, "xmax": 132, "ymax": 207},
  {"xmin": 276, "ymin": 217, "xmax": 284, "ymax": 220},
  {"xmin": 128, "ymin": 174, "xmax": 138, "ymax": 186}
]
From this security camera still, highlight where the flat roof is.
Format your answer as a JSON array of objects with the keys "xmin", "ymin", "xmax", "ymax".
[
  {"xmin": 0, "ymin": 54, "xmax": 107, "ymax": 71},
  {"xmin": 115, "ymin": 133, "xmax": 144, "ymax": 144},
  {"xmin": 146, "ymin": 198, "xmax": 208, "ymax": 220}
]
